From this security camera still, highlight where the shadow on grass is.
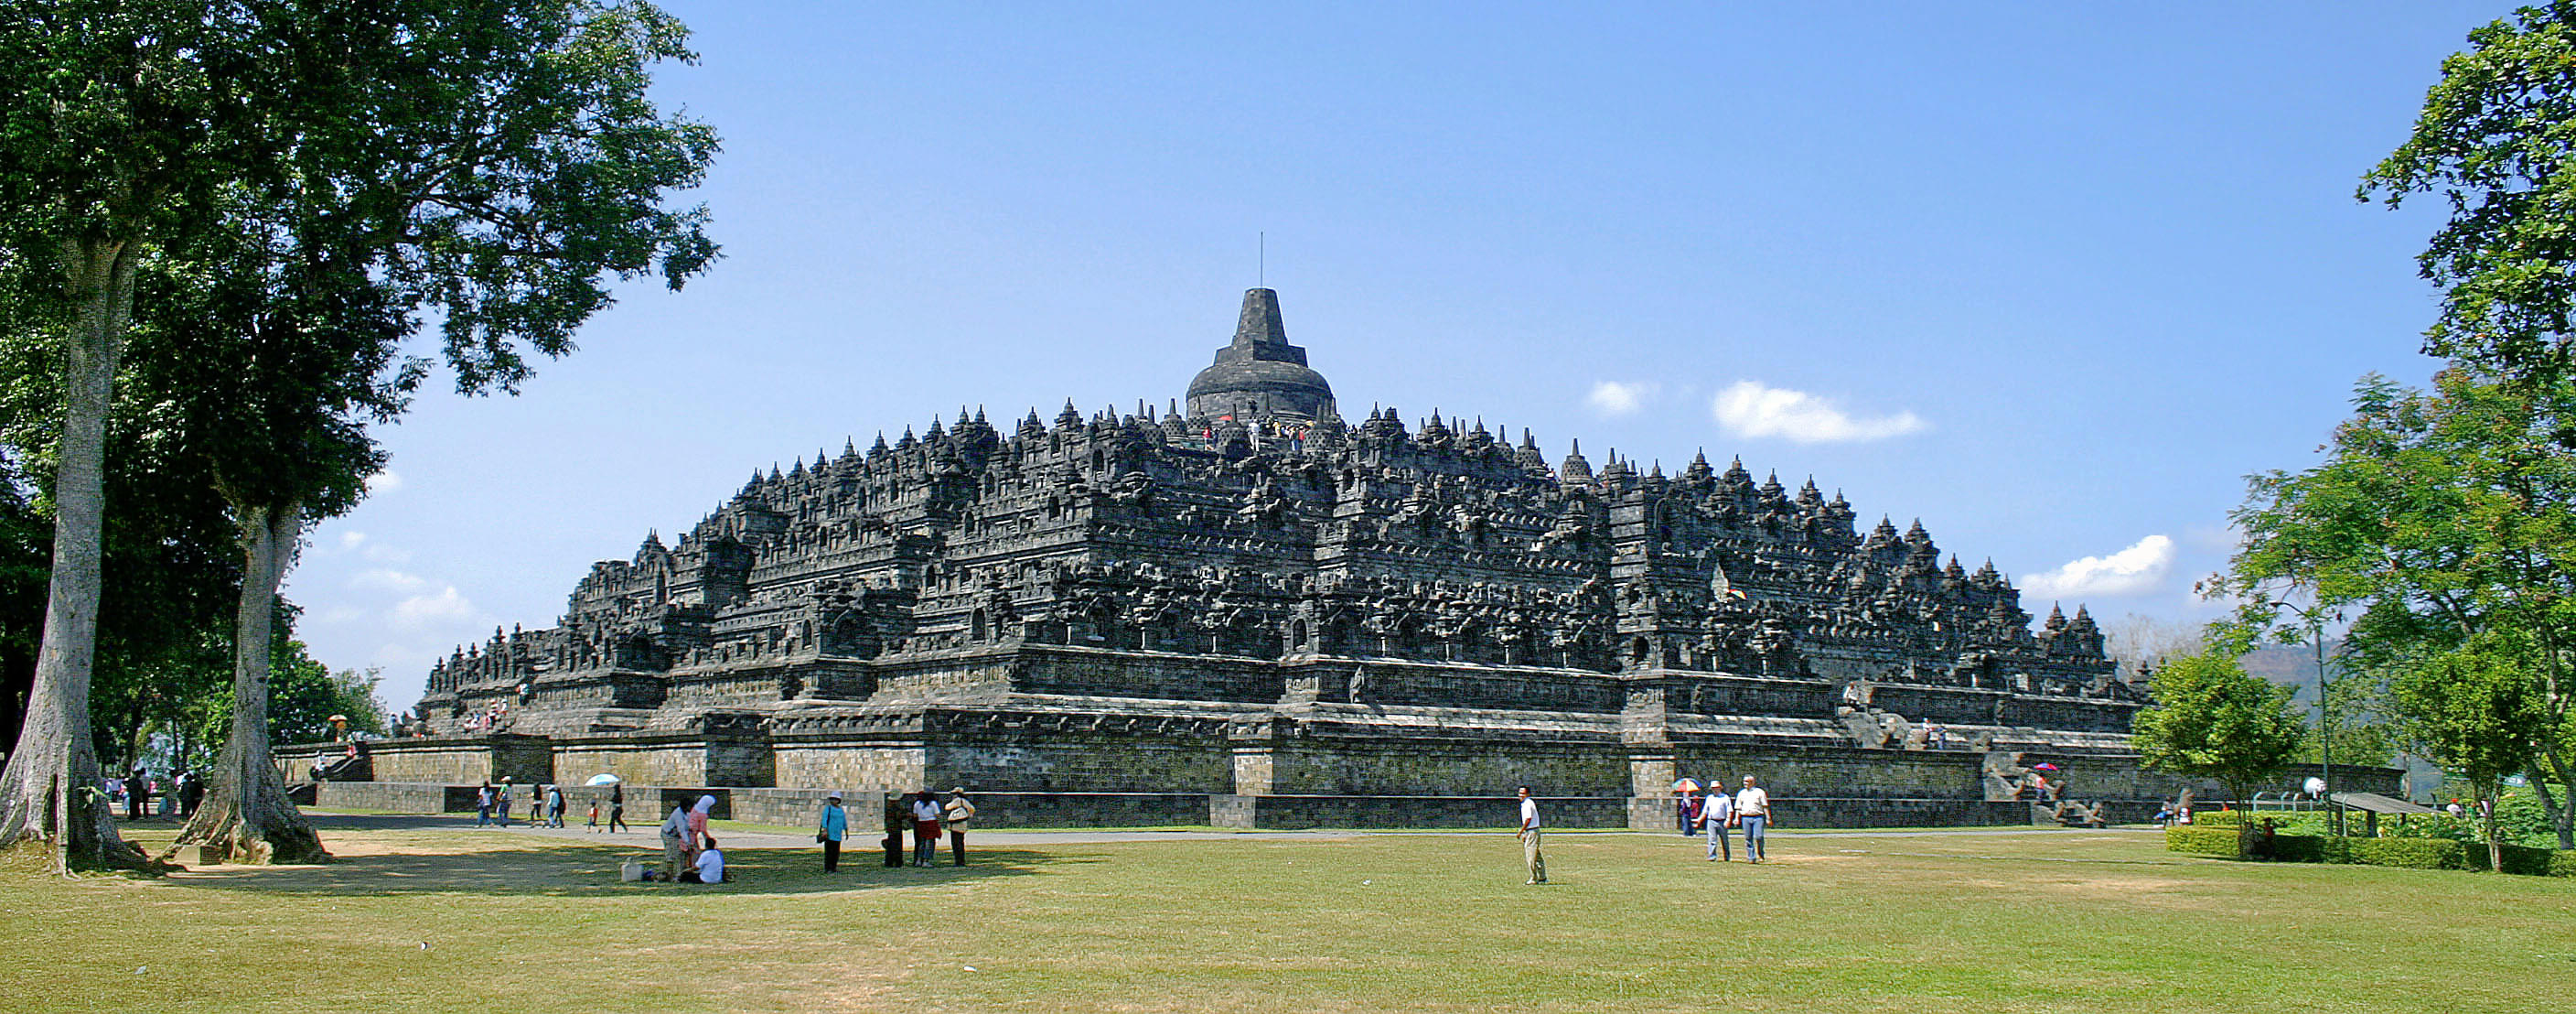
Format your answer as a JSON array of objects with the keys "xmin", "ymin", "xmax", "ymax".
[{"xmin": 157, "ymin": 814, "xmax": 1094, "ymax": 898}]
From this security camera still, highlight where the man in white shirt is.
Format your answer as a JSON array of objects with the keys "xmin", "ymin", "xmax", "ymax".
[
  {"xmin": 687, "ymin": 835, "xmax": 726, "ymax": 883},
  {"xmin": 1516, "ymin": 786, "xmax": 1546, "ymax": 884},
  {"xmin": 1735, "ymin": 774, "xmax": 1772, "ymax": 863},
  {"xmin": 1701, "ymin": 785, "xmax": 1735, "ymax": 861}
]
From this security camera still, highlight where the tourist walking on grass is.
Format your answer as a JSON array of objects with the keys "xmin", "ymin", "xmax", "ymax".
[
  {"xmin": 909, "ymin": 790, "xmax": 942, "ymax": 867},
  {"xmin": 496, "ymin": 777, "xmax": 514, "ymax": 826},
  {"xmin": 943, "ymin": 788, "xmax": 976, "ymax": 866},
  {"xmin": 476, "ymin": 781, "xmax": 495, "ymax": 827},
  {"xmin": 1735, "ymin": 774, "xmax": 1771, "ymax": 863},
  {"xmin": 548, "ymin": 784, "xmax": 567, "ymax": 828},
  {"xmin": 1701, "ymin": 783, "xmax": 1735, "ymax": 861},
  {"xmin": 659, "ymin": 803, "xmax": 692, "ymax": 880},
  {"xmin": 1517, "ymin": 786, "xmax": 1547, "ymax": 884},
  {"xmin": 608, "ymin": 783, "xmax": 629, "ymax": 833},
  {"xmin": 817, "ymin": 793, "xmax": 848, "ymax": 872},
  {"xmin": 883, "ymin": 796, "xmax": 909, "ymax": 867}
]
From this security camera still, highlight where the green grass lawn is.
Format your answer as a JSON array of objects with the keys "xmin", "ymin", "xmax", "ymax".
[{"xmin": 4, "ymin": 819, "xmax": 2570, "ymax": 1013}]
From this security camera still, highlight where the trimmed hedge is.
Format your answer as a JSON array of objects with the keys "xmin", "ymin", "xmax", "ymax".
[
  {"xmin": 2166, "ymin": 825, "xmax": 2572, "ymax": 875},
  {"xmin": 2164, "ymin": 826, "xmax": 2243, "ymax": 857}
]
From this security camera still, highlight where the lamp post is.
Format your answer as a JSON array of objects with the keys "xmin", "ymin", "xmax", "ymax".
[{"xmin": 2265, "ymin": 599, "xmax": 2339, "ymax": 836}]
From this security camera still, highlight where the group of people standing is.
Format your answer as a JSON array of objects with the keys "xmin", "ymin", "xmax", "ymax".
[
  {"xmin": 1522, "ymin": 773, "xmax": 1776, "ymax": 883},
  {"xmin": 1691, "ymin": 774, "xmax": 1771, "ymax": 863},
  {"xmin": 474, "ymin": 777, "xmax": 628, "ymax": 832},
  {"xmin": 106, "ymin": 769, "xmax": 204, "ymax": 821},
  {"xmin": 810, "ymin": 788, "xmax": 977, "ymax": 872},
  {"xmin": 658, "ymin": 795, "xmax": 726, "ymax": 883}
]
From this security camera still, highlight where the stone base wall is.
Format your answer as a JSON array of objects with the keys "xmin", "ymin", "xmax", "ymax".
[
  {"xmin": 729, "ymin": 788, "xmax": 886, "ymax": 827},
  {"xmin": 1260, "ymin": 739, "xmax": 1623, "ymax": 797},
  {"xmin": 929, "ymin": 735, "xmax": 1231, "ymax": 794},
  {"xmin": 1218, "ymin": 793, "xmax": 1629, "ymax": 830},
  {"xmin": 361, "ymin": 736, "xmax": 553, "ymax": 784},
  {"xmin": 776, "ymin": 744, "xmax": 925, "ymax": 792},
  {"xmin": 1673, "ymin": 745, "xmax": 1988, "ymax": 800},
  {"xmin": 963, "ymin": 792, "xmax": 1209, "ymax": 828},
  {"xmin": 313, "ymin": 782, "xmax": 451, "ymax": 814}
]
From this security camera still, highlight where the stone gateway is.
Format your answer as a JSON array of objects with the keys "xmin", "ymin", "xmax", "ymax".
[{"xmin": 368, "ymin": 289, "xmax": 2300, "ymax": 828}]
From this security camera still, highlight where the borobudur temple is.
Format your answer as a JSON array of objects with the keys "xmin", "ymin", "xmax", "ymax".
[{"xmin": 347, "ymin": 289, "xmax": 2325, "ymax": 829}]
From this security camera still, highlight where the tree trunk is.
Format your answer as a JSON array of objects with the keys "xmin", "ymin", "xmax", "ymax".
[
  {"xmin": 2544, "ymin": 754, "xmax": 2576, "ymax": 850},
  {"xmin": 173, "ymin": 500, "xmax": 327, "ymax": 864},
  {"xmin": 0, "ymin": 237, "xmax": 149, "ymax": 871},
  {"xmin": 2481, "ymin": 787, "xmax": 2505, "ymax": 874}
]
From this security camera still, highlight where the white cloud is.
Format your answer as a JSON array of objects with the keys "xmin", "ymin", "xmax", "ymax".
[
  {"xmin": 2022, "ymin": 534, "xmax": 2176, "ymax": 599},
  {"xmin": 350, "ymin": 568, "xmax": 429, "ymax": 593},
  {"xmin": 391, "ymin": 586, "xmax": 480, "ymax": 630},
  {"xmin": 1586, "ymin": 381, "xmax": 1658, "ymax": 416},
  {"xmin": 314, "ymin": 604, "xmax": 369, "ymax": 625},
  {"xmin": 338, "ymin": 531, "xmax": 368, "ymax": 550},
  {"xmin": 1712, "ymin": 381, "xmax": 1926, "ymax": 443},
  {"xmin": 364, "ymin": 469, "xmax": 403, "ymax": 494},
  {"xmin": 361, "ymin": 543, "xmax": 414, "ymax": 564}
]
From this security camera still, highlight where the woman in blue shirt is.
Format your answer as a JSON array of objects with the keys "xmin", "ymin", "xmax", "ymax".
[{"xmin": 817, "ymin": 793, "xmax": 849, "ymax": 872}]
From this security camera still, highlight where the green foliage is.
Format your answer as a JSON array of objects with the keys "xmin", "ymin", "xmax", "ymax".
[
  {"xmin": 2132, "ymin": 653, "xmax": 2310, "ymax": 806},
  {"xmin": 2163, "ymin": 825, "xmax": 2243, "ymax": 856},
  {"xmin": 2366, "ymin": 0, "xmax": 2576, "ymax": 382},
  {"xmin": 2213, "ymin": 367, "xmax": 2576, "ymax": 861},
  {"xmin": 2165, "ymin": 823, "xmax": 2576, "ymax": 876},
  {"xmin": 2343, "ymin": 836, "xmax": 2473, "ymax": 870},
  {"xmin": 188, "ymin": 636, "xmax": 387, "ymax": 751},
  {"xmin": 2392, "ymin": 632, "xmax": 2544, "ymax": 800},
  {"xmin": 2299, "ymin": 672, "xmax": 2403, "ymax": 769}
]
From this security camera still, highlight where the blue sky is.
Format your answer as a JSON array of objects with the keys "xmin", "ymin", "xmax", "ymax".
[{"xmin": 288, "ymin": 2, "xmax": 2500, "ymax": 711}]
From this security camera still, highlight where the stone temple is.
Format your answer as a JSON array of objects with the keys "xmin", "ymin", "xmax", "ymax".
[{"xmin": 360, "ymin": 289, "xmax": 2255, "ymax": 827}]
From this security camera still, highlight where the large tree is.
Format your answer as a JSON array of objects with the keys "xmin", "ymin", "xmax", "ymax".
[
  {"xmin": 0, "ymin": 2, "xmax": 275, "ymax": 870},
  {"xmin": 137, "ymin": 0, "xmax": 717, "ymax": 865},
  {"xmin": 2367, "ymin": 0, "xmax": 2576, "ymax": 387},
  {"xmin": 0, "ymin": 0, "xmax": 715, "ymax": 869},
  {"xmin": 2132, "ymin": 652, "xmax": 2311, "ymax": 857},
  {"xmin": 2390, "ymin": 631, "xmax": 2546, "ymax": 871},
  {"xmin": 2215, "ymin": 370, "xmax": 2576, "ymax": 849}
]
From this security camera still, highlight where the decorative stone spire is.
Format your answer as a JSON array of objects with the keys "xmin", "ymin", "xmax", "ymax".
[
  {"xmin": 1186, "ymin": 288, "xmax": 1336, "ymax": 420},
  {"xmin": 1561, "ymin": 439, "xmax": 1593, "ymax": 483}
]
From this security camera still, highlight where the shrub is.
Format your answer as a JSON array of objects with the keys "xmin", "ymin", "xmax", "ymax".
[
  {"xmin": 2162, "ymin": 825, "xmax": 2573, "ymax": 874},
  {"xmin": 2498, "ymin": 843, "xmax": 2561, "ymax": 876},
  {"xmin": 2165, "ymin": 826, "xmax": 2244, "ymax": 857},
  {"xmin": 2345, "ymin": 836, "xmax": 2468, "ymax": 870}
]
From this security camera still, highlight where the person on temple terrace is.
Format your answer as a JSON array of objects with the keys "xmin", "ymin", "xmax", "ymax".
[
  {"xmin": 1735, "ymin": 774, "xmax": 1772, "ymax": 863},
  {"xmin": 1517, "ymin": 786, "xmax": 1547, "ymax": 885},
  {"xmin": 1701, "ymin": 782, "xmax": 1735, "ymax": 861},
  {"xmin": 816, "ymin": 793, "xmax": 848, "ymax": 872}
]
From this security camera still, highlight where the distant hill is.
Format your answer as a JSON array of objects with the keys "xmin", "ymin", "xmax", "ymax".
[{"xmin": 2240, "ymin": 642, "xmax": 2337, "ymax": 703}]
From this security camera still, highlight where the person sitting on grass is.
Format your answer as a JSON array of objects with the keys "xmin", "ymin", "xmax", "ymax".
[{"xmin": 681, "ymin": 835, "xmax": 727, "ymax": 883}]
